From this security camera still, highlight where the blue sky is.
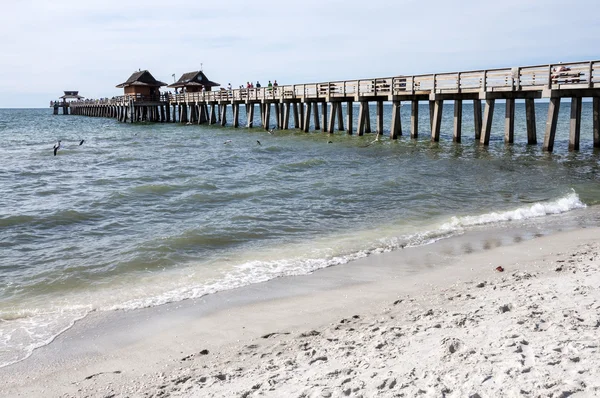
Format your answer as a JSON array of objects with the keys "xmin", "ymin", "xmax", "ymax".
[{"xmin": 1, "ymin": 0, "xmax": 599, "ymax": 108}]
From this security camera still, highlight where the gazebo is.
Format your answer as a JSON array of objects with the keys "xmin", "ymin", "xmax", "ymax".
[
  {"xmin": 59, "ymin": 91, "xmax": 84, "ymax": 102},
  {"xmin": 168, "ymin": 70, "xmax": 220, "ymax": 92},
  {"xmin": 116, "ymin": 70, "xmax": 167, "ymax": 98}
]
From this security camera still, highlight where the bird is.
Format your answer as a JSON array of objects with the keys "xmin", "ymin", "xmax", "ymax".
[
  {"xmin": 265, "ymin": 126, "xmax": 275, "ymax": 135},
  {"xmin": 224, "ymin": 140, "xmax": 232, "ymax": 144},
  {"xmin": 257, "ymin": 140, "xmax": 261, "ymax": 146},
  {"xmin": 79, "ymin": 139, "xmax": 85, "ymax": 146},
  {"xmin": 53, "ymin": 140, "xmax": 61, "ymax": 156}
]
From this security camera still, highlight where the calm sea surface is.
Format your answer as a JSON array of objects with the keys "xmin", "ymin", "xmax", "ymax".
[{"xmin": 1, "ymin": 103, "xmax": 600, "ymax": 367}]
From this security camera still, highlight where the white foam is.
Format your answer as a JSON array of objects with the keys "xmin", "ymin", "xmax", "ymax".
[{"xmin": 440, "ymin": 191, "xmax": 586, "ymax": 231}]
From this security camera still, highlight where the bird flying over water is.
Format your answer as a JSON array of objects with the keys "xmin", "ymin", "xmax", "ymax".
[
  {"xmin": 265, "ymin": 126, "xmax": 275, "ymax": 135},
  {"xmin": 257, "ymin": 140, "xmax": 261, "ymax": 146},
  {"xmin": 79, "ymin": 139, "xmax": 85, "ymax": 146},
  {"xmin": 53, "ymin": 140, "xmax": 61, "ymax": 156},
  {"xmin": 224, "ymin": 140, "xmax": 232, "ymax": 144}
]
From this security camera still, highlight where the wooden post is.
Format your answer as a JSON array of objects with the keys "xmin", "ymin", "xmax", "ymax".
[
  {"xmin": 336, "ymin": 102, "xmax": 344, "ymax": 131},
  {"xmin": 542, "ymin": 97, "xmax": 561, "ymax": 152},
  {"xmin": 504, "ymin": 98, "xmax": 515, "ymax": 144},
  {"xmin": 390, "ymin": 101, "xmax": 402, "ymax": 139},
  {"xmin": 209, "ymin": 104, "xmax": 216, "ymax": 124},
  {"xmin": 346, "ymin": 101, "xmax": 353, "ymax": 135},
  {"xmin": 328, "ymin": 103, "xmax": 336, "ymax": 133},
  {"xmin": 292, "ymin": 103, "xmax": 299, "ymax": 129},
  {"xmin": 299, "ymin": 102, "xmax": 305, "ymax": 131},
  {"xmin": 431, "ymin": 100, "xmax": 444, "ymax": 142},
  {"xmin": 473, "ymin": 99, "xmax": 482, "ymax": 140},
  {"xmin": 247, "ymin": 104, "xmax": 254, "ymax": 128},
  {"xmin": 357, "ymin": 102, "xmax": 366, "ymax": 136},
  {"xmin": 480, "ymin": 99, "xmax": 495, "ymax": 145},
  {"xmin": 569, "ymin": 97, "xmax": 582, "ymax": 151},
  {"xmin": 313, "ymin": 102, "xmax": 320, "ymax": 130},
  {"xmin": 233, "ymin": 104, "xmax": 239, "ymax": 128},
  {"xmin": 364, "ymin": 103, "xmax": 371, "ymax": 133},
  {"xmin": 264, "ymin": 103, "xmax": 271, "ymax": 129},
  {"xmin": 411, "ymin": 100, "xmax": 419, "ymax": 139},
  {"xmin": 376, "ymin": 101, "xmax": 384, "ymax": 136},
  {"xmin": 594, "ymin": 97, "xmax": 600, "ymax": 148},
  {"xmin": 321, "ymin": 102, "xmax": 328, "ymax": 132},
  {"xmin": 525, "ymin": 98, "xmax": 537, "ymax": 144},
  {"xmin": 283, "ymin": 103, "xmax": 290, "ymax": 129},
  {"xmin": 429, "ymin": 100, "xmax": 434, "ymax": 131},
  {"xmin": 259, "ymin": 104, "xmax": 265, "ymax": 127},
  {"xmin": 274, "ymin": 103, "xmax": 281, "ymax": 129},
  {"xmin": 453, "ymin": 99, "xmax": 462, "ymax": 143},
  {"xmin": 303, "ymin": 102, "xmax": 312, "ymax": 132}
]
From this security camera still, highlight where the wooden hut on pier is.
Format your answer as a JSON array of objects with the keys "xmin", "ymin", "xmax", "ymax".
[
  {"xmin": 168, "ymin": 70, "xmax": 219, "ymax": 93},
  {"xmin": 116, "ymin": 70, "xmax": 167, "ymax": 99},
  {"xmin": 51, "ymin": 91, "xmax": 85, "ymax": 115}
]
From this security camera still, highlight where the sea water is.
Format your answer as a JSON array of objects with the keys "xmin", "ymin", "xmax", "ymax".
[{"xmin": 1, "ymin": 102, "xmax": 599, "ymax": 367}]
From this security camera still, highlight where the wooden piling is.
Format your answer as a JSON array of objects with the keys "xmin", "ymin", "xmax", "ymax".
[
  {"xmin": 594, "ymin": 97, "xmax": 600, "ymax": 148},
  {"xmin": 292, "ymin": 103, "xmax": 299, "ymax": 129},
  {"xmin": 283, "ymin": 103, "xmax": 290, "ymax": 130},
  {"xmin": 327, "ymin": 103, "xmax": 336, "ymax": 133},
  {"xmin": 357, "ymin": 102, "xmax": 367, "ymax": 136},
  {"xmin": 247, "ymin": 104, "xmax": 254, "ymax": 128},
  {"xmin": 431, "ymin": 100, "xmax": 444, "ymax": 142},
  {"xmin": 411, "ymin": 100, "xmax": 419, "ymax": 139},
  {"xmin": 569, "ymin": 97, "xmax": 582, "ymax": 151},
  {"xmin": 542, "ymin": 97, "xmax": 561, "ymax": 152},
  {"xmin": 313, "ymin": 102, "xmax": 320, "ymax": 130},
  {"xmin": 473, "ymin": 99, "xmax": 482, "ymax": 140},
  {"xmin": 321, "ymin": 102, "xmax": 328, "ymax": 133},
  {"xmin": 525, "ymin": 98, "xmax": 537, "ymax": 144},
  {"xmin": 336, "ymin": 102, "xmax": 344, "ymax": 131},
  {"xmin": 376, "ymin": 101, "xmax": 384, "ymax": 136},
  {"xmin": 504, "ymin": 98, "xmax": 515, "ymax": 144},
  {"xmin": 303, "ymin": 102, "xmax": 312, "ymax": 132},
  {"xmin": 453, "ymin": 99, "xmax": 462, "ymax": 143},
  {"xmin": 480, "ymin": 99, "xmax": 495, "ymax": 145},
  {"xmin": 346, "ymin": 101, "xmax": 353, "ymax": 135},
  {"xmin": 390, "ymin": 101, "xmax": 401, "ymax": 139}
]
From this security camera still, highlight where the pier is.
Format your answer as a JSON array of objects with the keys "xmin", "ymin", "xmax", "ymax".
[{"xmin": 65, "ymin": 60, "xmax": 600, "ymax": 152}]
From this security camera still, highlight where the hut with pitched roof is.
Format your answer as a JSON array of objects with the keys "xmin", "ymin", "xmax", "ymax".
[
  {"xmin": 168, "ymin": 70, "xmax": 219, "ymax": 92},
  {"xmin": 116, "ymin": 70, "xmax": 167, "ymax": 98}
]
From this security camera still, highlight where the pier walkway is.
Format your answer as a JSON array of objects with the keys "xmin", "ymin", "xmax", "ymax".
[{"xmin": 66, "ymin": 60, "xmax": 600, "ymax": 152}]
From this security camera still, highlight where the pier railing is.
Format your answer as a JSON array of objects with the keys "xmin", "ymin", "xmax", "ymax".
[{"xmin": 69, "ymin": 60, "xmax": 599, "ymax": 108}]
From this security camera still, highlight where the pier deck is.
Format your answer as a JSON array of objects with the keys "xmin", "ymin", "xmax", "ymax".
[{"xmin": 66, "ymin": 60, "xmax": 600, "ymax": 152}]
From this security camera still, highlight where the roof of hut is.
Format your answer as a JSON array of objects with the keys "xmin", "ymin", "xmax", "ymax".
[
  {"xmin": 116, "ymin": 70, "xmax": 167, "ymax": 88},
  {"xmin": 59, "ymin": 91, "xmax": 84, "ymax": 99},
  {"xmin": 168, "ymin": 71, "xmax": 220, "ymax": 88}
]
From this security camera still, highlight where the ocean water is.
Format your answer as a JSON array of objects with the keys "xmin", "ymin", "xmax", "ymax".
[{"xmin": 1, "ymin": 102, "xmax": 600, "ymax": 367}]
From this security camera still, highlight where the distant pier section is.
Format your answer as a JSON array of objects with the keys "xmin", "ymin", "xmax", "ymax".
[{"xmin": 63, "ymin": 60, "xmax": 600, "ymax": 152}]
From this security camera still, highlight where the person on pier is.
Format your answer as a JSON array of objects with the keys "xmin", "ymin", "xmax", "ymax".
[
  {"xmin": 256, "ymin": 81, "xmax": 261, "ymax": 88},
  {"xmin": 227, "ymin": 83, "xmax": 232, "ymax": 91}
]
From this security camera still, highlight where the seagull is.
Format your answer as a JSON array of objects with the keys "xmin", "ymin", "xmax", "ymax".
[
  {"xmin": 265, "ymin": 126, "xmax": 275, "ymax": 135},
  {"xmin": 79, "ymin": 139, "xmax": 85, "ymax": 146},
  {"xmin": 224, "ymin": 140, "xmax": 232, "ymax": 144},
  {"xmin": 53, "ymin": 140, "xmax": 62, "ymax": 156},
  {"xmin": 257, "ymin": 140, "xmax": 261, "ymax": 146}
]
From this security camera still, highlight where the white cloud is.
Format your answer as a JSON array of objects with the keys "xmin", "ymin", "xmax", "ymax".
[{"xmin": 1, "ymin": 0, "xmax": 598, "ymax": 107}]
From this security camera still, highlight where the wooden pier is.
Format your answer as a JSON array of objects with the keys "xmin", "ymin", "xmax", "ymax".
[{"xmin": 66, "ymin": 60, "xmax": 600, "ymax": 152}]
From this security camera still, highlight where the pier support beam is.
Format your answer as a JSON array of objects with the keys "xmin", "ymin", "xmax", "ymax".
[
  {"xmin": 303, "ymin": 102, "xmax": 312, "ymax": 132},
  {"xmin": 429, "ymin": 101, "xmax": 434, "ymax": 131},
  {"xmin": 247, "ymin": 104, "xmax": 254, "ymax": 128},
  {"xmin": 376, "ymin": 101, "xmax": 384, "ymax": 136},
  {"xmin": 525, "ymin": 99, "xmax": 537, "ymax": 144},
  {"xmin": 220, "ymin": 104, "xmax": 227, "ymax": 126},
  {"xmin": 453, "ymin": 100, "xmax": 462, "ymax": 143},
  {"xmin": 594, "ymin": 97, "xmax": 600, "ymax": 148},
  {"xmin": 264, "ymin": 103, "xmax": 271, "ymax": 128},
  {"xmin": 283, "ymin": 103, "xmax": 290, "ymax": 130},
  {"xmin": 346, "ymin": 101, "xmax": 353, "ymax": 135},
  {"xmin": 504, "ymin": 98, "xmax": 515, "ymax": 144},
  {"xmin": 480, "ymin": 99, "xmax": 495, "ymax": 145},
  {"xmin": 357, "ymin": 102, "xmax": 367, "ymax": 136},
  {"xmin": 336, "ymin": 102, "xmax": 344, "ymax": 131},
  {"xmin": 411, "ymin": 100, "xmax": 419, "ymax": 139},
  {"xmin": 209, "ymin": 104, "xmax": 216, "ymax": 124},
  {"xmin": 328, "ymin": 103, "xmax": 336, "ymax": 133},
  {"xmin": 313, "ymin": 103, "xmax": 320, "ymax": 130},
  {"xmin": 390, "ymin": 101, "xmax": 401, "ymax": 139},
  {"xmin": 542, "ymin": 97, "xmax": 561, "ymax": 152},
  {"xmin": 233, "ymin": 104, "xmax": 239, "ymax": 128},
  {"xmin": 274, "ymin": 103, "xmax": 281, "ymax": 129},
  {"xmin": 292, "ymin": 103, "xmax": 299, "ymax": 129},
  {"xmin": 473, "ymin": 99, "xmax": 482, "ymax": 140},
  {"xmin": 431, "ymin": 100, "xmax": 444, "ymax": 142},
  {"xmin": 569, "ymin": 97, "xmax": 582, "ymax": 151},
  {"xmin": 299, "ymin": 102, "xmax": 305, "ymax": 130},
  {"xmin": 321, "ymin": 102, "xmax": 328, "ymax": 133}
]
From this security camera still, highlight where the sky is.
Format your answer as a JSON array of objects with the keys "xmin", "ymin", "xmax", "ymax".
[{"xmin": 1, "ymin": 0, "xmax": 599, "ymax": 108}]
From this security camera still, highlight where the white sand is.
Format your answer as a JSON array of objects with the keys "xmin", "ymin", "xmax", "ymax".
[{"xmin": 1, "ymin": 227, "xmax": 599, "ymax": 397}]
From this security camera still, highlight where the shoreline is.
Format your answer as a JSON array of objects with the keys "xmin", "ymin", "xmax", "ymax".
[{"xmin": 2, "ymin": 224, "xmax": 600, "ymax": 396}]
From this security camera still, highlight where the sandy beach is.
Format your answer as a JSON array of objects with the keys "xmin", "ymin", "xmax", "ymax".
[{"xmin": 2, "ymin": 226, "xmax": 599, "ymax": 397}]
